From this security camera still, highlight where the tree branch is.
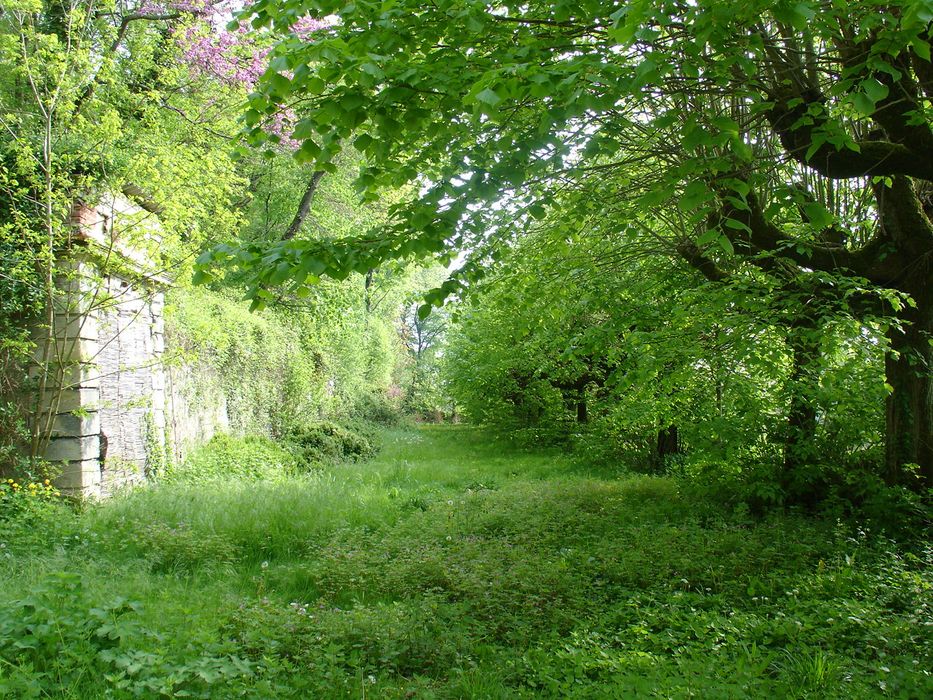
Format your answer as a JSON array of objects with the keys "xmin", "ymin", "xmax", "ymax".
[
  {"xmin": 73, "ymin": 12, "xmax": 183, "ymax": 115},
  {"xmin": 676, "ymin": 240, "xmax": 729, "ymax": 282},
  {"xmin": 282, "ymin": 170, "xmax": 325, "ymax": 240},
  {"xmin": 765, "ymin": 89, "xmax": 933, "ymax": 181}
]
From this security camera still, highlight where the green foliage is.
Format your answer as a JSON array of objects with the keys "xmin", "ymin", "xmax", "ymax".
[
  {"xmin": 224, "ymin": 595, "xmax": 472, "ymax": 682},
  {"xmin": 283, "ymin": 420, "xmax": 378, "ymax": 471},
  {"xmin": 221, "ymin": 0, "xmax": 933, "ymax": 488},
  {"xmin": 0, "ymin": 476, "xmax": 73, "ymax": 556},
  {"xmin": 0, "ymin": 572, "xmax": 255, "ymax": 698},
  {"xmin": 3, "ymin": 427, "xmax": 929, "ymax": 697},
  {"xmin": 166, "ymin": 284, "xmax": 408, "ymax": 436},
  {"xmin": 166, "ymin": 434, "xmax": 297, "ymax": 483}
]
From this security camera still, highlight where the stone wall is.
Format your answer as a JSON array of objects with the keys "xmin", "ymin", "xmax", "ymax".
[
  {"xmin": 165, "ymin": 359, "xmax": 229, "ymax": 466},
  {"xmin": 34, "ymin": 199, "xmax": 246, "ymax": 497},
  {"xmin": 36, "ymin": 201, "xmax": 169, "ymax": 497},
  {"xmin": 95, "ymin": 273, "xmax": 166, "ymax": 496}
]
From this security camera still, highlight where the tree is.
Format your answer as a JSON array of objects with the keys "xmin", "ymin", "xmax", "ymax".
[
  {"xmin": 0, "ymin": 0, "xmax": 256, "ymax": 466},
  {"xmin": 216, "ymin": 0, "xmax": 932, "ymax": 486}
]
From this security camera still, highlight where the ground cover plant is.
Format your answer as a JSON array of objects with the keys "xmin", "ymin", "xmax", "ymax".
[{"xmin": 1, "ymin": 426, "xmax": 930, "ymax": 698}]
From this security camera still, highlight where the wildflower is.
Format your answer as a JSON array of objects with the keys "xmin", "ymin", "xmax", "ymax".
[
  {"xmin": 261, "ymin": 561, "xmax": 269, "ymax": 570},
  {"xmin": 44, "ymin": 479, "xmax": 51, "ymax": 485}
]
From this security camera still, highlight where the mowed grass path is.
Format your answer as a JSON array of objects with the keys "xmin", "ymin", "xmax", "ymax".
[{"xmin": 1, "ymin": 426, "xmax": 930, "ymax": 698}]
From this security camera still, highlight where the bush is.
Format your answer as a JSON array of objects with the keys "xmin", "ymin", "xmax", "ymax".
[
  {"xmin": 670, "ymin": 456, "xmax": 785, "ymax": 514},
  {"xmin": 282, "ymin": 421, "xmax": 378, "ymax": 471},
  {"xmin": 351, "ymin": 391, "xmax": 402, "ymax": 426},
  {"xmin": 166, "ymin": 434, "xmax": 296, "ymax": 482},
  {"xmin": 0, "ymin": 477, "xmax": 74, "ymax": 552}
]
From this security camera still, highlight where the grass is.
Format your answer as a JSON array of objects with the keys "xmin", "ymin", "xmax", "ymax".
[{"xmin": 0, "ymin": 425, "xmax": 930, "ymax": 698}]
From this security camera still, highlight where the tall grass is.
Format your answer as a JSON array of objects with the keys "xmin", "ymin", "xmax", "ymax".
[{"xmin": 0, "ymin": 426, "xmax": 930, "ymax": 698}]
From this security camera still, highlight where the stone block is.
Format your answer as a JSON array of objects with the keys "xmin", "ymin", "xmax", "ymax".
[
  {"xmin": 149, "ymin": 389, "xmax": 165, "ymax": 411},
  {"xmin": 53, "ymin": 313, "xmax": 99, "ymax": 341},
  {"xmin": 41, "ymin": 387, "xmax": 99, "ymax": 413},
  {"xmin": 55, "ymin": 459, "xmax": 102, "ymax": 494},
  {"xmin": 32, "ymin": 337, "xmax": 98, "ymax": 365},
  {"xmin": 50, "ymin": 411, "xmax": 100, "ymax": 438},
  {"xmin": 29, "ymin": 362, "xmax": 100, "ymax": 390},
  {"xmin": 45, "ymin": 435, "xmax": 100, "ymax": 462},
  {"xmin": 150, "ymin": 370, "xmax": 165, "ymax": 392}
]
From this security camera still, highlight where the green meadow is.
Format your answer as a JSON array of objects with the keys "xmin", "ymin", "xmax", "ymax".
[{"xmin": 1, "ymin": 426, "xmax": 930, "ymax": 698}]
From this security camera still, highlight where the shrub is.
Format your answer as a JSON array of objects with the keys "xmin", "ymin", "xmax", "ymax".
[
  {"xmin": 0, "ymin": 477, "xmax": 73, "ymax": 551},
  {"xmin": 282, "ymin": 421, "xmax": 378, "ymax": 471},
  {"xmin": 166, "ymin": 434, "xmax": 296, "ymax": 482},
  {"xmin": 670, "ymin": 456, "xmax": 785, "ymax": 514},
  {"xmin": 351, "ymin": 390, "xmax": 402, "ymax": 426}
]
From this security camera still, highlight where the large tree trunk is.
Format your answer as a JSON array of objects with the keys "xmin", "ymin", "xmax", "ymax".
[
  {"xmin": 654, "ymin": 425, "xmax": 680, "ymax": 470},
  {"xmin": 876, "ymin": 179, "xmax": 933, "ymax": 488},
  {"xmin": 885, "ymin": 302, "xmax": 933, "ymax": 487},
  {"xmin": 783, "ymin": 323, "xmax": 820, "ymax": 501},
  {"xmin": 576, "ymin": 398, "xmax": 588, "ymax": 424}
]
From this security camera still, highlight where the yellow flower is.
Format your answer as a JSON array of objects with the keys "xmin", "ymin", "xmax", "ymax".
[
  {"xmin": 44, "ymin": 479, "xmax": 51, "ymax": 485},
  {"xmin": 28, "ymin": 483, "xmax": 37, "ymax": 489}
]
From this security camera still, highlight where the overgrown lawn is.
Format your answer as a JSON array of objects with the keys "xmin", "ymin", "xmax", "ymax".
[{"xmin": 1, "ymin": 427, "xmax": 930, "ymax": 698}]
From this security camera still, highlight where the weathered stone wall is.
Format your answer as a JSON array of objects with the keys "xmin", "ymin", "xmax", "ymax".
[
  {"xmin": 165, "ymin": 359, "xmax": 229, "ymax": 466},
  {"xmin": 95, "ymin": 274, "xmax": 166, "ymax": 497},
  {"xmin": 37, "ymin": 201, "xmax": 169, "ymax": 497},
  {"xmin": 36, "ymin": 199, "xmax": 247, "ymax": 497},
  {"xmin": 39, "ymin": 266, "xmax": 167, "ymax": 497}
]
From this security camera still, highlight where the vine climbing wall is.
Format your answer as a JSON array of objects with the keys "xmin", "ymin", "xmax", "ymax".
[{"xmin": 39, "ymin": 201, "xmax": 169, "ymax": 497}]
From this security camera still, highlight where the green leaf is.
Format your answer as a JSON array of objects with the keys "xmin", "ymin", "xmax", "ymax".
[
  {"xmin": 802, "ymin": 201, "xmax": 834, "ymax": 230},
  {"xmin": 293, "ymin": 118, "xmax": 316, "ymax": 140},
  {"xmin": 805, "ymin": 133, "xmax": 827, "ymax": 161},
  {"xmin": 295, "ymin": 140, "xmax": 322, "ymax": 164},
  {"xmin": 302, "ymin": 257, "xmax": 327, "ymax": 276},
  {"xmin": 724, "ymin": 217, "xmax": 751, "ymax": 233},
  {"xmin": 861, "ymin": 78, "xmax": 889, "ymax": 104},
  {"xmin": 417, "ymin": 303, "xmax": 432, "ymax": 320},
  {"xmin": 353, "ymin": 133, "xmax": 374, "ymax": 151},
  {"xmin": 679, "ymin": 180, "xmax": 712, "ymax": 211},
  {"xmin": 475, "ymin": 87, "xmax": 503, "ymax": 106},
  {"xmin": 638, "ymin": 186, "xmax": 674, "ymax": 208},
  {"xmin": 711, "ymin": 116, "xmax": 740, "ymax": 133},
  {"xmin": 852, "ymin": 92, "xmax": 875, "ymax": 116},
  {"xmin": 912, "ymin": 39, "xmax": 931, "ymax": 62},
  {"xmin": 191, "ymin": 270, "xmax": 213, "ymax": 286},
  {"xmin": 269, "ymin": 261, "xmax": 293, "ymax": 285}
]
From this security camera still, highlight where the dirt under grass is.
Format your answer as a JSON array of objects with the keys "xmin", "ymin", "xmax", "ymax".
[{"xmin": 1, "ymin": 426, "xmax": 930, "ymax": 698}]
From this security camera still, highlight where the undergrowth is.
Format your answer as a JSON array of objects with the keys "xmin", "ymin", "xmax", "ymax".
[{"xmin": 0, "ymin": 426, "xmax": 930, "ymax": 698}]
